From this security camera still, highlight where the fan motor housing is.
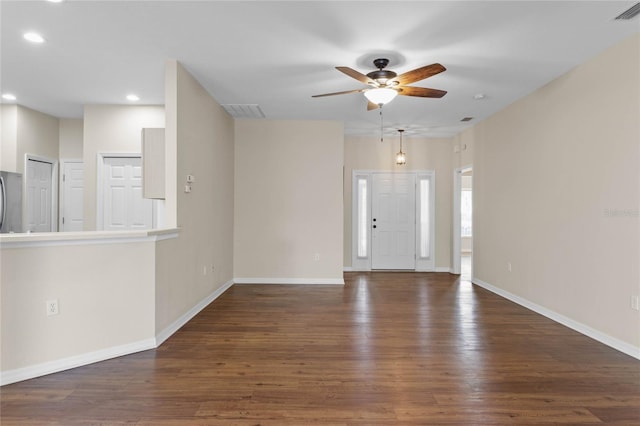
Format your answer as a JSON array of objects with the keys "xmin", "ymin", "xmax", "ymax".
[
  {"xmin": 367, "ymin": 69, "xmax": 397, "ymax": 81},
  {"xmin": 368, "ymin": 58, "xmax": 397, "ymax": 82}
]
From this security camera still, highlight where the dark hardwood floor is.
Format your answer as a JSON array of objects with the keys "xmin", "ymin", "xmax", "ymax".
[{"xmin": 1, "ymin": 272, "xmax": 639, "ymax": 424}]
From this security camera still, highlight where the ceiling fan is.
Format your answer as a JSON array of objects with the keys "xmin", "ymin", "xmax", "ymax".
[{"xmin": 312, "ymin": 58, "xmax": 447, "ymax": 110}]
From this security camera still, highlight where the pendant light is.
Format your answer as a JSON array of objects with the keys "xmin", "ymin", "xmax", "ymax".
[{"xmin": 396, "ymin": 129, "xmax": 407, "ymax": 165}]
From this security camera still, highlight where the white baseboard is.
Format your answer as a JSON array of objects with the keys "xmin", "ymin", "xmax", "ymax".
[
  {"xmin": 155, "ymin": 279, "xmax": 234, "ymax": 346},
  {"xmin": 234, "ymin": 277, "xmax": 345, "ymax": 285},
  {"xmin": 434, "ymin": 267, "xmax": 451, "ymax": 273},
  {"xmin": 0, "ymin": 338, "xmax": 156, "ymax": 386},
  {"xmin": 472, "ymin": 278, "xmax": 640, "ymax": 360},
  {"xmin": 343, "ymin": 266, "xmax": 353, "ymax": 272},
  {"xmin": 1, "ymin": 279, "xmax": 234, "ymax": 387}
]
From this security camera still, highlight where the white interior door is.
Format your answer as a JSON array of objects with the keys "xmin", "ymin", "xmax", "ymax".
[
  {"xmin": 103, "ymin": 157, "xmax": 152, "ymax": 230},
  {"xmin": 62, "ymin": 161, "xmax": 84, "ymax": 232},
  {"xmin": 26, "ymin": 159, "xmax": 53, "ymax": 232},
  {"xmin": 371, "ymin": 173, "xmax": 416, "ymax": 269}
]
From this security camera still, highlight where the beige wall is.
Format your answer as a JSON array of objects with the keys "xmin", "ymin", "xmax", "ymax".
[
  {"xmin": 461, "ymin": 175, "xmax": 472, "ymax": 190},
  {"xmin": 59, "ymin": 118, "xmax": 84, "ymax": 159},
  {"xmin": 0, "ymin": 240, "xmax": 155, "ymax": 372},
  {"xmin": 155, "ymin": 61, "xmax": 235, "ymax": 333},
  {"xmin": 16, "ymin": 105, "xmax": 59, "ymax": 173},
  {"xmin": 468, "ymin": 33, "xmax": 640, "ymax": 347},
  {"xmin": 234, "ymin": 119, "xmax": 344, "ymax": 281},
  {"xmin": 344, "ymin": 135, "xmax": 453, "ymax": 269},
  {"xmin": 0, "ymin": 105, "xmax": 59, "ymax": 173},
  {"xmin": 1, "ymin": 105, "xmax": 18, "ymax": 172},
  {"xmin": 82, "ymin": 105, "xmax": 165, "ymax": 230},
  {"xmin": 452, "ymin": 128, "xmax": 475, "ymax": 171}
]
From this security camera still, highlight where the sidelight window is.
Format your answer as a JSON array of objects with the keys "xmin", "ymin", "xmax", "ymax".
[
  {"xmin": 419, "ymin": 178, "xmax": 431, "ymax": 258},
  {"xmin": 357, "ymin": 178, "xmax": 368, "ymax": 258}
]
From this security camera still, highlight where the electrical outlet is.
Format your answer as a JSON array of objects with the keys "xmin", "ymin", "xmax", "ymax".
[
  {"xmin": 631, "ymin": 295, "xmax": 639, "ymax": 311},
  {"xmin": 46, "ymin": 299, "xmax": 59, "ymax": 316}
]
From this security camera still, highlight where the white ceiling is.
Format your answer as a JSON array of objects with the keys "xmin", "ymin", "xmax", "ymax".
[{"xmin": 2, "ymin": 1, "xmax": 638, "ymax": 138}]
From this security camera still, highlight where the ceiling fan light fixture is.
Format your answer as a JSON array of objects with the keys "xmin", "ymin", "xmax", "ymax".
[{"xmin": 364, "ymin": 87, "xmax": 397, "ymax": 105}]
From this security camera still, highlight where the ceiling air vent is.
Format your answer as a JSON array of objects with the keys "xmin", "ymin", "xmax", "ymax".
[
  {"xmin": 614, "ymin": 2, "xmax": 640, "ymax": 20},
  {"xmin": 460, "ymin": 117, "xmax": 474, "ymax": 122},
  {"xmin": 221, "ymin": 104, "xmax": 265, "ymax": 119}
]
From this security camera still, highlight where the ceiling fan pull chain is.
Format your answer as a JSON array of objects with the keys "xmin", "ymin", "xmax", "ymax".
[{"xmin": 380, "ymin": 106, "xmax": 384, "ymax": 143}]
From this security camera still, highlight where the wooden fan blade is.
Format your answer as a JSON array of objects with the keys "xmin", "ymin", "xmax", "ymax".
[
  {"xmin": 367, "ymin": 100, "xmax": 380, "ymax": 111},
  {"xmin": 336, "ymin": 66, "xmax": 374, "ymax": 84},
  {"xmin": 392, "ymin": 63, "xmax": 446, "ymax": 86},
  {"xmin": 312, "ymin": 88, "xmax": 366, "ymax": 98},
  {"xmin": 398, "ymin": 86, "xmax": 447, "ymax": 98}
]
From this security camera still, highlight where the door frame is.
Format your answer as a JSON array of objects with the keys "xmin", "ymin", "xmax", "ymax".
[
  {"xmin": 24, "ymin": 154, "xmax": 58, "ymax": 232},
  {"xmin": 351, "ymin": 170, "xmax": 435, "ymax": 272},
  {"xmin": 97, "ymin": 152, "xmax": 156, "ymax": 230},
  {"xmin": 452, "ymin": 165, "xmax": 472, "ymax": 275}
]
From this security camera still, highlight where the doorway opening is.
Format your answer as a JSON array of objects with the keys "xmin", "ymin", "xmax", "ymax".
[{"xmin": 453, "ymin": 166, "xmax": 472, "ymax": 280}]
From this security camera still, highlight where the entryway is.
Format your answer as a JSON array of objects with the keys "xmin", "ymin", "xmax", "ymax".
[{"xmin": 352, "ymin": 170, "xmax": 435, "ymax": 271}]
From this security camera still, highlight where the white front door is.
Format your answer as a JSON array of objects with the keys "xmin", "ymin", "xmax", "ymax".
[
  {"xmin": 103, "ymin": 157, "xmax": 152, "ymax": 231},
  {"xmin": 26, "ymin": 159, "xmax": 53, "ymax": 232},
  {"xmin": 62, "ymin": 161, "xmax": 84, "ymax": 232},
  {"xmin": 371, "ymin": 173, "xmax": 416, "ymax": 269}
]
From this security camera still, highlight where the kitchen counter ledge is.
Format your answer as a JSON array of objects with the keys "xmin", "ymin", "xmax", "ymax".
[{"xmin": 0, "ymin": 228, "xmax": 180, "ymax": 248}]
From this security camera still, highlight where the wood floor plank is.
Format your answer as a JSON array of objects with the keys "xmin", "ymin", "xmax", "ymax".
[{"xmin": 1, "ymin": 272, "xmax": 638, "ymax": 424}]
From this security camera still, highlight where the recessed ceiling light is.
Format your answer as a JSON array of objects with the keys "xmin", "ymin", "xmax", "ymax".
[
  {"xmin": 126, "ymin": 94, "xmax": 140, "ymax": 102},
  {"xmin": 47, "ymin": 0, "xmax": 64, "ymax": 3},
  {"xmin": 2, "ymin": 93, "xmax": 17, "ymax": 101},
  {"xmin": 23, "ymin": 32, "xmax": 45, "ymax": 43},
  {"xmin": 473, "ymin": 93, "xmax": 487, "ymax": 100}
]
